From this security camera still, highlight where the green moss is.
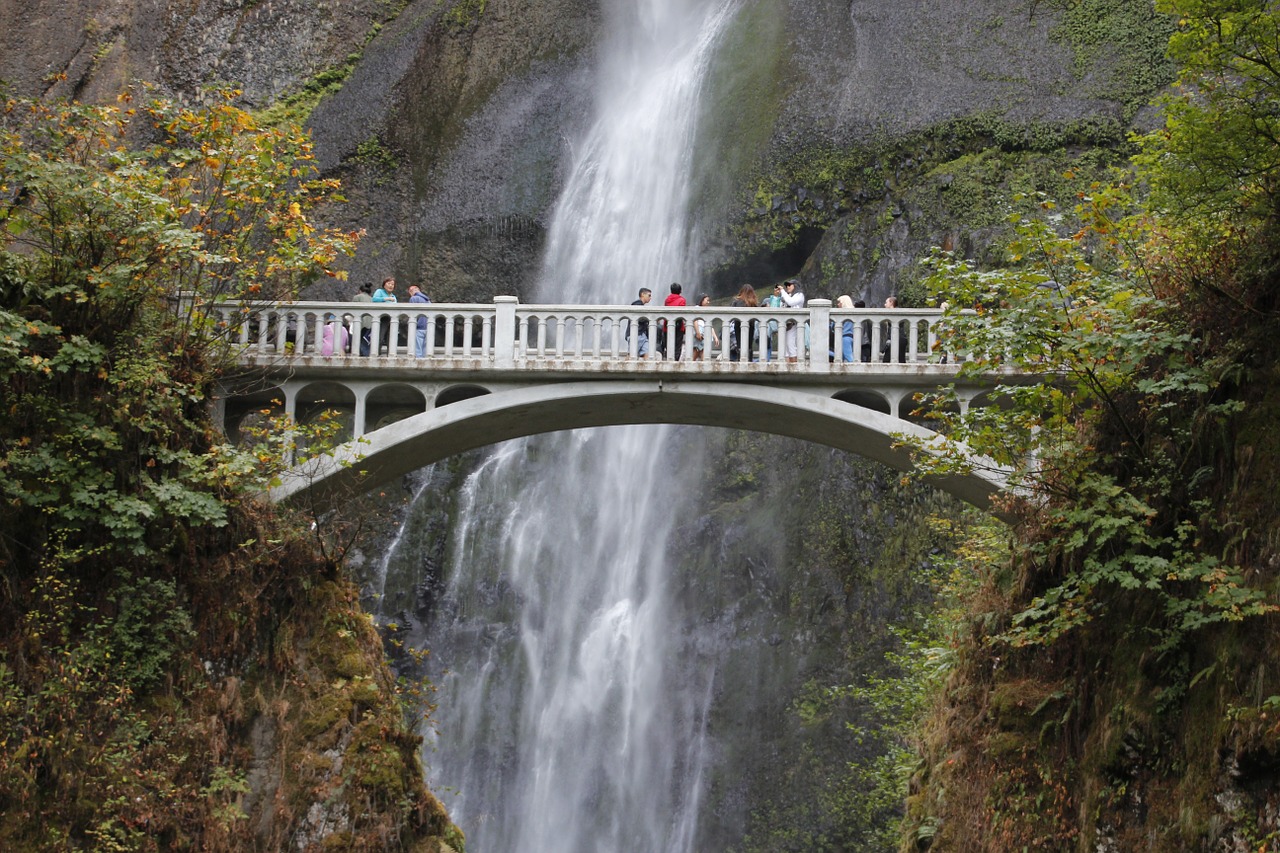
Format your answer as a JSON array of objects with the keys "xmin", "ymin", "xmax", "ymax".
[
  {"xmin": 988, "ymin": 679, "xmax": 1067, "ymax": 735},
  {"xmin": 299, "ymin": 693, "xmax": 349, "ymax": 740},
  {"xmin": 256, "ymin": 56, "xmax": 363, "ymax": 128},
  {"xmin": 352, "ymin": 136, "xmax": 398, "ymax": 181},
  {"xmin": 694, "ymin": 0, "xmax": 788, "ymax": 216},
  {"xmin": 343, "ymin": 719, "xmax": 417, "ymax": 801},
  {"xmin": 256, "ymin": 0, "xmax": 412, "ymax": 127},
  {"xmin": 321, "ymin": 831, "xmax": 356, "ymax": 849},
  {"xmin": 444, "ymin": 824, "xmax": 468, "ymax": 851},
  {"xmin": 985, "ymin": 731, "xmax": 1026, "ymax": 757},
  {"xmin": 444, "ymin": 0, "xmax": 487, "ymax": 31},
  {"xmin": 1047, "ymin": 0, "xmax": 1178, "ymax": 118},
  {"xmin": 731, "ymin": 111, "xmax": 1131, "ymax": 255}
]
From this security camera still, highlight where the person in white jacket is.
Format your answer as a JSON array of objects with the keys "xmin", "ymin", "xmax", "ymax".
[{"xmin": 778, "ymin": 278, "xmax": 805, "ymax": 362}]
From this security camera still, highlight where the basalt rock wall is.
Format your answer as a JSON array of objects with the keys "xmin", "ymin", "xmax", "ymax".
[
  {"xmin": 0, "ymin": 0, "xmax": 388, "ymax": 107},
  {"xmin": 1, "ymin": 0, "xmax": 1169, "ymax": 301}
]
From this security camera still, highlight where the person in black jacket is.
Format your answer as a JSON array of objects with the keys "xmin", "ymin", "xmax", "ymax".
[{"xmin": 628, "ymin": 287, "xmax": 652, "ymax": 358}]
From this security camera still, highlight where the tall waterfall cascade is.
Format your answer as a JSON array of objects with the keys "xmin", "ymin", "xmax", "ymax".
[{"xmin": 381, "ymin": 2, "xmax": 743, "ymax": 851}]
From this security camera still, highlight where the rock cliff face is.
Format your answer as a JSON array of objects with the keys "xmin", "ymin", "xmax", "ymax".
[
  {"xmin": 0, "ymin": 0, "xmax": 388, "ymax": 107},
  {"xmin": 1, "ymin": 0, "xmax": 1168, "ymax": 300},
  {"xmin": 301, "ymin": 0, "xmax": 1162, "ymax": 299}
]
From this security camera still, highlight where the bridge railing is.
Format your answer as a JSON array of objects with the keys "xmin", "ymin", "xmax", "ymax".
[{"xmin": 205, "ymin": 297, "xmax": 955, "ymax": 370}]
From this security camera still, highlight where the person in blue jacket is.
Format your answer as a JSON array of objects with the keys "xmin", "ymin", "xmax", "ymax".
[
  {"xmin": 836, "ymin": 295, "xmax": 856, "ymax": 362},
  {"xmin": 372, "ymin": 277, "xmax": 397, "ymax": 353}
]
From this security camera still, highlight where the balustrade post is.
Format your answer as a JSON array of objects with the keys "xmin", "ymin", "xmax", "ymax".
[
  {"xmin": 808, "ymin": 299, "xmax": 831, "ymax": 374},
  {"xmin": 494, "ymin": 296, "xmax": 518, "ymax": 368}
]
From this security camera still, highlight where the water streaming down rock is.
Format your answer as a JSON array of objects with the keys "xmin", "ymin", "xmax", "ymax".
[{"xmin": 393, "ymin": 2, "xmax": 742, "ymax": 851}]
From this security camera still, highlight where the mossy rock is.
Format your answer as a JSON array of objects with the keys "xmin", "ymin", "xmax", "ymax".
[
  {"xmin": 985, "ymin": 731, "xmax": 1028, "ymax": 758},
  {"xmin": 988, "ymin": 679, "xmax": 1067, "ymax": 734}
]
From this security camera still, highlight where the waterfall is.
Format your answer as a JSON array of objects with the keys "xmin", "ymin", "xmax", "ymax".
[{"xmin": 406, "ymin": 2, "xmax": 742, "ymax": 851}]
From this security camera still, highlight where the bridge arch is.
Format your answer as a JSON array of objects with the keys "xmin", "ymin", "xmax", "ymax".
[
  {"xmin": 297, "ymin": 381, "xmax": 355, "ymax": 419},
  {"xmin": 436, "ymin": 384, "xmax": 492, "ymax": 408},
  {"xmin": 270, "ymin": 380, "xmax": 1006, "ymax": 515},
  {"xmin": 831, "ymin": 388, "xmax": 891, "ymax": 416}
]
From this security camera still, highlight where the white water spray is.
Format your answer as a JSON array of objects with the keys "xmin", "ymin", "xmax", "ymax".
[{"xmin": 414, "ymin": 2, "xmax": 741, "ymax": 851}]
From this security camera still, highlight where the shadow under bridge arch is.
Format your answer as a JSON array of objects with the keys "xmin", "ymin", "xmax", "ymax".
[{"xmin": 269, "ymin": 380, "xmax": 1008, "ymax": 515}]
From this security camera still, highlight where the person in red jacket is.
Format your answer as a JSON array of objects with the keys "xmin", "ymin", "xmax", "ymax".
[{"xmin": 663, "ymin": 282, "xmax": 687, "ymax": 360}]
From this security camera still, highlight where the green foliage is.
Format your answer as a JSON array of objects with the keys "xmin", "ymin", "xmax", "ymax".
[
  {"xmin": 97, "ymin": 572, "xmax": 193, "ymax": 692},
  {"xmin": 908, "ymin": 197, "xmax": 1270, "ymax": 651},
  {"xmin": 901, "ymin": 4, "xmax": 1280, "ymax": 847},
  {"xmin": 1137, "ymin": 0, "xmax": 1280, "ymax": 220},
  {"xmin": 0, "ymin": 89, "xmax": 359, "ymax": 569},
  {"xmin": 828, "ymin": 627, "xmax": 954, "ymax": 849},
  {"xmin": 0, "ymin": 558, "xmax": 208, "ymax": 848},
  {"xmin": 0, "ymin": 91, "xmax": 409, "ymax": 849},
  {"xmin": 1048, "ymin": 0, "xmax": 1178, "ymax": 116}
]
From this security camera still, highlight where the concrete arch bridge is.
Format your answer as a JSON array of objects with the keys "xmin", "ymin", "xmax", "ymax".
[{"xmin": 209, "ymin": 297, "xmax": 1025, "ymax": 513}]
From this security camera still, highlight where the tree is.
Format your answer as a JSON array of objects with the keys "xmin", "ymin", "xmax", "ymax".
[
  {"xmin": 1138, "ymin": 0, "xmax": 1280, "ymax": 220},
  {"xmin": 907, "ymin": 193, "xmax": 1270, "ymax": 651},
  {"xmin": 0, "ymin": 88, "xmax": 359, "ymax": 570},
  {"xmin": 0, "ymin": 90, "xmax": 365, "ymax": 847},
  {"xmin": 887, "ymin": 4, "xmax": 1280, "ymax": 848}
]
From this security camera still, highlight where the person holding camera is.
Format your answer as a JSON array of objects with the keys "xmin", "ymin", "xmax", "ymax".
[{"xmin": 778, "ymin": 278, "xmax": 805, "ymax": 363}]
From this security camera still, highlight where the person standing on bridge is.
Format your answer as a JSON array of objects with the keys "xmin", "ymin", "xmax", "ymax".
[
  {"xmin": 881, "ymin": 295, "xmax": 907, "ymax": 363},
  {"xmin": 763, "ymin": 283, "xmax": 784, "ymax": 362},
  {"xmin": 729, "ymin": 284, "xmax": 758, "ymax": 362},
  {"xmin": 691, "ymin": 293, "xmax": 719, "ymax": 361},
  {"xmin": 352, "ymin": 282, "xmax": 374, "ymax": 356},
  {"xmin": 854, "ymin": 299, "xmax": 872, "ymax": 362},
  {"xmin": 836, "ymin": 294, "xmax": 856, "ymax": 362},
  {"xmin": 663, "ymin": 282, "xmax": 687, "ymax": 360},
  {"xmin": 372, "ymin": 277, "xmax": 397, "ymax": 354},
  {"xmin": 408, "ymin": 283, "xmax": 432, "ymax": 357},
  {"xmin": 779, "ymin": 278, "xmax": 805, "ymax": 363},
  {"xmin": 628, "ymin": 287, "xmax": 652, "ymax": 358},
  {"xmin": 321, "ymin": 313, "xmax": 348, "ymax": 357},
  {"xmin": 373, "ymin": 277, "xmax": 398, "ymax": 303}
]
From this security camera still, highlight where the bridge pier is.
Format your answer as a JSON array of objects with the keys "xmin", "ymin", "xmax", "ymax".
[{"xmin": 354, "ymin": 391, "xmax": 367, "ymax": 438}]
